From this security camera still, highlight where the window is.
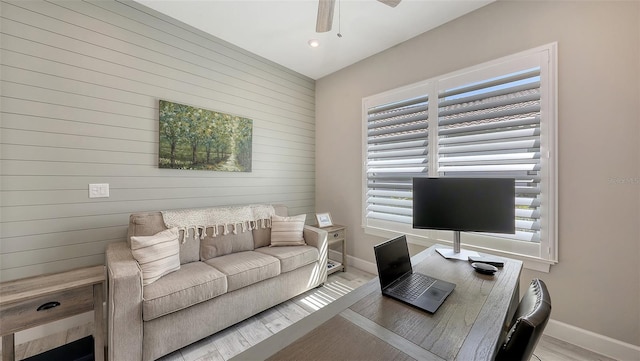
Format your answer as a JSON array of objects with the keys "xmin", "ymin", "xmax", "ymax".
[{"xmin": 363, "ymin": 44, "xmax": 557, "ymax": 271}]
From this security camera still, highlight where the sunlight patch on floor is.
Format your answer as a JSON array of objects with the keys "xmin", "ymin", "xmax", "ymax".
[
  {"xmin": 324, "ymin": 281, "xmax": 354, "ymax": 296},
  {"xmin": 300, "ymin": 280, "xmax": 355, "ymax": 311}
]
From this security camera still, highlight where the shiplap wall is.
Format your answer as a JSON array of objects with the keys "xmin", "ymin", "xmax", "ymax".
[{"xmin": 0, "ymin": 0, "xmax": 316, "ymax": 282}]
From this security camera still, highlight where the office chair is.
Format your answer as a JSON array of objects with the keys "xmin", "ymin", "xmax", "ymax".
[{"xmin": 495, "ymin": 278, "xmax": 552, "ymax": 361}]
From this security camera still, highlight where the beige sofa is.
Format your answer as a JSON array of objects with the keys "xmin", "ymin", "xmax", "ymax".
[{"xmin": 105, "ymin": 204, "xmax": 328, "ymax": 361}]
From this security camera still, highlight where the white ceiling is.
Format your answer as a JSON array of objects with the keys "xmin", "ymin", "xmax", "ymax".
[{"xmin": 134, "ymin": 0, "xmax": 494, "ymax": 80}]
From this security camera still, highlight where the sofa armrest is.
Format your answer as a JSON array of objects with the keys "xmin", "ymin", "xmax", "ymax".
[
  {"xmin": 106, "ymin": 241, "xmax": 143, "ymax": 361},
  {"xmin": 303, "ymin": 225, "xmax": 329, "ymax": 285}
]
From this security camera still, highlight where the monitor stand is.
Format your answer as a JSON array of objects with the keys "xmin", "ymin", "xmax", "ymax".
[{"xmin": 436, "ymin": 231, "xmax": 479, "ymax": 261}]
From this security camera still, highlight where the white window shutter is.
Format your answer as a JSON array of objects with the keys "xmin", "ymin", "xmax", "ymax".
[
  {"xmin": 366, "ymin": 95, "xmax": 429, "ymax": 224},
  {"xmin": 437, "ymin": 69, "xmax": 542, "ymax": 243}
]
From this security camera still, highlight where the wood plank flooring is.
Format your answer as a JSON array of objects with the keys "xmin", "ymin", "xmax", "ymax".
[
  {"xmin": 534, "ymin": 335, "xmax": 616, "ymax": 361},
  {"xmin": 12, "ymin": 268, "xmax": 616, "ymax": 361}
]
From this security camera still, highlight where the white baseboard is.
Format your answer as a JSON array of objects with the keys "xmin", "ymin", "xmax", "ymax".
[
  {"xmin": 345, "ymin": 254, "xmax": 640, "ymax": 361},
  {"xmin": 347, "ymin": 254, "xmax": 378, "ymax": 275},
  {"xmin": 329, "ymin": 251, "xmax": 377, "ymax": 275},
  {"xmin": 545, "ymin": 319, "xmax": 640, "ymax": 361}
]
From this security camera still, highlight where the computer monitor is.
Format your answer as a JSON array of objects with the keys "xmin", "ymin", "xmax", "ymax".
[{"xmin": 412, "ymin": 177, "xmax": 515, "ymax": 259}]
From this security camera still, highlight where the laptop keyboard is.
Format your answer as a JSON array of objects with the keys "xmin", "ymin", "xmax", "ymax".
[{"xmin": 388, "ymin": 273, "xmax": 437, "ymax": 301}]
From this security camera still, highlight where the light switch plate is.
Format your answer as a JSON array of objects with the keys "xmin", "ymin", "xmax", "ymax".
[{"xmin": 89, "ymin": 183, "xmax": 110, "ymax": 198}]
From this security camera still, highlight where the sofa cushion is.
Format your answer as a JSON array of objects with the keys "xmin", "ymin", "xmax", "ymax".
[
  {"xmin": 205, "ymin": 251, "xmax": 280, "ymax": 292},
  {"xmin": 142, "ymin": 262, "xmax": 227, "ymax": 321},
  {"xmin": 131, "ymin": 228, "xmax": 181, "ymax": 286},
  {"xmin": 200, "ymin": 226, "xmax": 254, "ymax": 261},
  {"xmin": 270, "ymin": 214, "xmax": 306, "ymax": 246},
  {"xmin": 255, "ymin": 246, "xmax": 319, "ymax": 273},
  {"xmin": 128, "ymin": 212, "xmax": 200, "ymax": 264}
]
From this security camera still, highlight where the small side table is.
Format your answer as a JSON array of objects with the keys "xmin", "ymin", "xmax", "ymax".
[
  {"xmin": 320, "ymin": 224, "xmax": 346, "ymax": 275},
  {"xmin": 0, "ymin": 265, "xmax": 106, "ymax": 361}
]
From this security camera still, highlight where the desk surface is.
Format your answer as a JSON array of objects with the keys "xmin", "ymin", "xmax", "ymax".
[{"xmin": 236, "ymin": 245, "xmax": 523, "ymax": 361}]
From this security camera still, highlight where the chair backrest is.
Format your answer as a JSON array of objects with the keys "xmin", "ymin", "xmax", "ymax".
[{"xmin": 496, "ymin": 278, "xmax": 552, "ymax": 361}]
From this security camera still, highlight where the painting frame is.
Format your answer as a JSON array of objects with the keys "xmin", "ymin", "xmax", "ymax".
[{"xmin": 158, "ymin": 100, "xmax": 253, "ymax": 172}]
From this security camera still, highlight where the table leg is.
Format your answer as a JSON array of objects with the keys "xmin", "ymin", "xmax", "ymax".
[
  {"xmin": 93, "ymin": 283, "xmax": 105, "ymax": 361},
  {"xmin": 2, "ymin": 334, "xmax": 15, "ymax": 361}
]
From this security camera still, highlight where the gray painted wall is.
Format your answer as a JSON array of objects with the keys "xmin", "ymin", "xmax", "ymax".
[
  {"xmin": 0, "ymin": 0, "xmax": 316, "ymax": 282},
  {"xmin": 316, "ymin": 0, "xmax": 639, "ymax": 348}
]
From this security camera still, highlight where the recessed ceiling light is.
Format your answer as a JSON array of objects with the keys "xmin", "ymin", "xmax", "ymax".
[{"xmin": 308, "ymin": 39, "xmax": 320, "ymax": 48}]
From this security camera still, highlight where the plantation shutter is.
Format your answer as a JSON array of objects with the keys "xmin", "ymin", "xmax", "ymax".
[
  {"xmin": 366, "ymin": 95, "xmax": 429, "ymax": 224},
  {"xmin": 437, "ymin": 68, "xmax": 542, "ymax": 243}
]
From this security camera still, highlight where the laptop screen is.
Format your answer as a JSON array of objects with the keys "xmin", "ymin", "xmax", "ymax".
[{"xmin": 374, "ymin": 235, "xmax": 413, "ymax": 289}]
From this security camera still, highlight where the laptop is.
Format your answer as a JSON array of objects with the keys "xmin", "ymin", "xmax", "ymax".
[{"xmin": 374, "ymin": 235, "xmax": 456, "ymax": 313}]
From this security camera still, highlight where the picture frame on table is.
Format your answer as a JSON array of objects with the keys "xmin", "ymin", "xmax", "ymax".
[{"xmin": 315, "ymin": 212, "xmax": 333, "ymax": 228}]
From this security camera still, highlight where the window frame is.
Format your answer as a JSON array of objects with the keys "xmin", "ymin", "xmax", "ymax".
[{"xmin": 362, "ymin": 43, "xmax": 557, "ymax": 272}]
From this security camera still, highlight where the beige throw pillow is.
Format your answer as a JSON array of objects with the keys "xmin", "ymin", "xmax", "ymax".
[
  {"xmin": 270, "ymin": 214, "xmax": 306, "ymax": 246},
  {"xmin": 131, "ymin": 227, "xmax": 181, "ymax": 285}
]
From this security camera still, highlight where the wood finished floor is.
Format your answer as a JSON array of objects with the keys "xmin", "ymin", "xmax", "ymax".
[{"xmin": 14, "ymin": 268, "xmax": 616, "ymax": 361}]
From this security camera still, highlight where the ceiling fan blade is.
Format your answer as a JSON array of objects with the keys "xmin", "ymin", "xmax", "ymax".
[
  {"xmin": 377, "ymin": 0, "xmax": 401, "ymax": 8},
  {"xmin": 316, "ymin": 0, "xmax": 335, "ymax": 33}
]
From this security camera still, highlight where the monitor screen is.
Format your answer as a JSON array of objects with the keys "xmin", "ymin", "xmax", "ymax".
[{"xmin": 412, "ymin": 177, "xmax": 515, "ymax": 234}]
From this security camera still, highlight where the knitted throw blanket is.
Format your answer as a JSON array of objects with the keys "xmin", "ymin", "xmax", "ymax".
[{"xmin": 161, "ymin": 204, "xmax": 275, "ymax": 243}]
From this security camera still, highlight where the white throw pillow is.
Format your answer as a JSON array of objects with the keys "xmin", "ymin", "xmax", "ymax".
[
  {"xmin": 131, "ymin": 227, "xmax": 181, "ymax": 285},
  {"xmin": 270, "ymin": 214, "xmax": 307, "ymax": 246}
]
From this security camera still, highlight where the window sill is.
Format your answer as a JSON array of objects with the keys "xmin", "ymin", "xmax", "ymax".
[{"xmin": 364, "ymin": 223, "xmax": 555, "ymax": 273}]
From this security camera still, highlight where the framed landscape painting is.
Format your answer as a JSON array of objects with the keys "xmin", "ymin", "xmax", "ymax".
[{"xmin": 159, "ymin": 100, "xmax": 253, "ymax": 172}]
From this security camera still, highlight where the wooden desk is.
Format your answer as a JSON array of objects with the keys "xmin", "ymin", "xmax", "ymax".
[
  {"xmin": 0, "ymin": 266, "xmax": 106, "ymax": 361},
  {"xmin": 235, "ymin": 245, "xmax": 522, "ymax": 361}
]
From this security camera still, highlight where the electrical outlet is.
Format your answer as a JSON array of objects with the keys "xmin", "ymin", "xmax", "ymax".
[{"xmin": 89, "ymin": 183, "xmax": 110, "ymax": 198}]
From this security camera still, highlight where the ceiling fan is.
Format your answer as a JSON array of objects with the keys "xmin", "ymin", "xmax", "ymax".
[{"xmin": 316, "ymin": 0, "xmax": 401, "ymax": 33}]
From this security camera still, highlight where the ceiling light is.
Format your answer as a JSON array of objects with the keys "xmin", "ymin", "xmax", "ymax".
[{"xmin": 308, "ymin": 39, "xmax": 320, "ymax": 48}]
